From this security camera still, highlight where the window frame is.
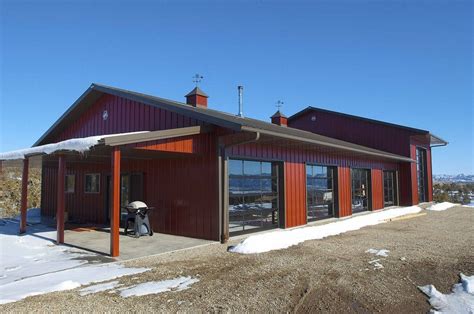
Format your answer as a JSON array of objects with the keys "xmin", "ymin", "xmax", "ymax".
[
  {"xmin": 228, "ymin": 158, "xmax": 280, "ymax": 235},
  {"xmin": 416, "ymin": 147, "xmax": 428, "ymax": 203},
  {"xmin": 383, "ymin": 170, "xmax": 398, "ymax": 207},
  {"xmin": 305, "ymin": 163, "xmax": 337, "ymax": 222},
  {"xmin": 84, "ymin": 173, "xmax": 101, "ymax": 194},
  {"xmin": 64, "ymin": 174, "xmax": 75, "ymax": 193},
  {"xmin": 350, "ymin": 168, "xmax": 371, "ymax": 212}
]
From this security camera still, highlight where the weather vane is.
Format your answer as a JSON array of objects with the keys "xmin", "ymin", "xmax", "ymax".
[
  {"xmin": 276, "ymin": 100, "xmax": 284, "ymax": 111},
  {"xmin": 193, "ymin": 74, "xmax": 203, "ymax": 87}
]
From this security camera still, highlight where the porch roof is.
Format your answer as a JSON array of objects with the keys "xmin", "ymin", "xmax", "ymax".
[{"xmin": 0, "ymin": 126, "xmax": 205, "ymax": 161}]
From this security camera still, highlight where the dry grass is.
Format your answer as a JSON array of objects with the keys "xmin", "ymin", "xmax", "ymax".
[{"xmin": 0, "ymin": 165, "xmax": 41, "ymax": 218}]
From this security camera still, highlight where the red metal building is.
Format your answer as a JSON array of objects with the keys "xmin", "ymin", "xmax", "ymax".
[{"xmin": 1, "ymin": 84, "xmax": 447, "ymax": 257}]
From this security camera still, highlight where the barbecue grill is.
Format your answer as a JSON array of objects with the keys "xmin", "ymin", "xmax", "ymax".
[{"xmin": 123, "ymin": 201, "xmax": 154, "ymax": 237}]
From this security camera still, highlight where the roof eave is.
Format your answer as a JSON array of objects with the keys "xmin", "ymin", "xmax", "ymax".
[{"xmin": 241, "ymin": 126, "xmax": 414, "ymax": 163}]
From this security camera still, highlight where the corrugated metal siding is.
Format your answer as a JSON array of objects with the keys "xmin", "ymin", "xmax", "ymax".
[
  {"xmin": 288, "ymin": 110, "xmax": 413, "ymax": 156},
  {"xmin": 337, "ymin": 166, "xmax": 352, "ymax": 217},
  {"xmin": 130, "ymin": 133, "xmax": 211, "ymax": 154},
  {"xmin": 399, "ymin": 162, "xmax": 413, "ymax": 206},
  {"xmin": 371, "ymin": 169, "xmax": 384, "ymax": 210},
  {"xmin": 53, "ymin": 94, "xmax": 202, "ymax": 142},
  {"xmin": 284, "ymin": 161, "xmax": 306, "ymax": 228}
]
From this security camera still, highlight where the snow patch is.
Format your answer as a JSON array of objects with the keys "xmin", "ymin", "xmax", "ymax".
[
  {"xmin": 366, "ymin": 248, "xmax": 390, "ymax": 257},
  {"xmin": 0, "ymin": 263, "xmax": 149, "ymax": 304},
  {"xmin": 0, "ymin": 132, "xmax": 147, "ymax": 160},
  {"xmin": 426, "ymin": 202, "xmax": 458, "ymax": 211},
  {"xmin": 419, "ymin": 273, "xmax": 474, "ymax": 313},
  {"xmin": 79, "ymin": 281, "xmax": 122, "ymax": 296},
  {"xmin": 368, "ymin": 259, "xmax": 384, "ymax": 270},
  {"xmin": 120, "ymin": 276, "xmax": 199, "ymax": 298},
  {"xmin": 229, "ymin": 205, "xmax": 422, "ymax": 254},
  {"xmin": 0, "ymin": 210, "xmax": 150, "ymax": 304}
]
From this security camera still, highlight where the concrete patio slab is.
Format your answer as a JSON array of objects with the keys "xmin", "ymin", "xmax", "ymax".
[{"xmin": 41, "ymin": 226, "xmax": 215, "ymax": 261}]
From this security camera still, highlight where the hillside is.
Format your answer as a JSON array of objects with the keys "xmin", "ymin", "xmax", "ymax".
[{"xmin": 0, "ymin": 165, "xmax": 42, "ymax": 218}]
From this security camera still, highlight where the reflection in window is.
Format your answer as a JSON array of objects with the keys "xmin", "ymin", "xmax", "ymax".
[
  {"xmin": 306, "ymin": 165, "xmax": 335, "ymax": 221},
  {"xmin": 352, "ymin": 169, "xmax": 370, "ymax": 212},
  {"xmin": 416, "ymin": 148, "xmax": 427, "ymax": 202},
  {"xmin": 228, "ymin": 160, "xmax": 279, "ymax": 234},
  {"xmin": 65, "ymin": 175, "xmax": 75, "ymax": 193},
  {"xmin": 383, "ymin": 171, "xmax": 397, "ymax": 207},
  {"xmin": 85, "ymin": 174, "xmax": 100, "ymax": 193}
]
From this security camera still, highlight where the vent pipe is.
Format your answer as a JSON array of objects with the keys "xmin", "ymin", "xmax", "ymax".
[{"xmin": 237, "ymin": 86, "xmax": 243, "ymax": 117}]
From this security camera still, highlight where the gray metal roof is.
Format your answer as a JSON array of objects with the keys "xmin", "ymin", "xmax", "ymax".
[
  {"xmin": 34, "ymin": 83, "xmax": 416, "ymax": 162},
  {"xmin": 271, "ymin": 110, "xmax": 288, "ymax": 119},
  {"xmin": 185, "ymin": 86, "xmax": 209, "ymax": 97}
]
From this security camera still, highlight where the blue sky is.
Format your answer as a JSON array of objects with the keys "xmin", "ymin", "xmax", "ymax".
[{"xmin": 0, "ymin": 0, "xmax": 472, "ymax": 174}]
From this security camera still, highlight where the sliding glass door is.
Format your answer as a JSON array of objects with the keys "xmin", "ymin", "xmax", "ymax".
[
  {"xmin": 351, "ymin": 168, "xmax": 371, "ymax": 213},
  {"xmin": 416, "ymin": 148, "xmax": 428, "ymax": 202},
  {"xmin": 383, "ymin": 170, "xmax": 398, "ymax": 207},
  {"xmin": 228, "ymin": 159, "xmax": 280, "ymax": 235},
  {"xmin": 306, "ymin": 165, "xmax": 336, "ymax": 221}
]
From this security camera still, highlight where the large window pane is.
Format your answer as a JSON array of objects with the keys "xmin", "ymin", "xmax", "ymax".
[
  {"xmin": 229, "ymin": 159, "xmax": 243, "ymax": 175},
  {"xmin": 352, "ymin": 169, "xmax": 370, "ymax": 213},
  {"xmin": 306, "ymin": 165, "xmax": 335, "ymax": 222},
  {"xmin": 244, "ymin": 160, "xmax": 260, "ymax": 175},
  {"xmin": 85, "ymin": 174, "xmax": 100, "ymax": 193},
  {"xmin": 416, "ymin": 148, "xmax": 427, "ymax": 202},
  {"xmin": 229, "ymin": 160, "xmax": 279, "ymax": 235}
]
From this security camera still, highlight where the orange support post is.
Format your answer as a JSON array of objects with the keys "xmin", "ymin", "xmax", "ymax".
[
  {"xmin": 56, "ymin": 155, "xmax": 65, "ymax": 244},
  {"xmin": 110, "ymin": 146, "xmax": 121, "ymax": 257},
  {"xmin": 20, "ymin": 158, "xmax": 29, "ymax": 234}
]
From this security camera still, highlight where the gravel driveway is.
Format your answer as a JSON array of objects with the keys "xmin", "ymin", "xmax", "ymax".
[{"xmin": 1, "ymin": 206, "xmax": 473, "ymax": 312}]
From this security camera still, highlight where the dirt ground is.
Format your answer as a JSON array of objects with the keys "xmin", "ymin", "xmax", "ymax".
[{"xmin": 2, "ymin": 206, "xmax": 473, "ymax": 313}]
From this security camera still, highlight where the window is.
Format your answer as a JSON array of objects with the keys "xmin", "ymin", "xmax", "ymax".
[
  {"xmin": 416, "ymin": 148, "xmax": 428, "ymax": 202},
  {"xmin": 352, "ymin": 168, "xmax": 370, "ymax": 213},
  {"xmin": 306, "ymin": 165, "xmax": 336, "ymax": 221},
  {"xmin": 85, "ymin": 174, "xmax": 100, "ymax": 193},
  {"xmin": 65, "ymin": 175, "xmax": 75, "ymax": 193},
  {"xmin": 228, "ymin": 159, "xmax": 279, "ymax": 234},
  {"xmin": 383, "ymin": 171, "xmax": 398, "ymax": 207}
]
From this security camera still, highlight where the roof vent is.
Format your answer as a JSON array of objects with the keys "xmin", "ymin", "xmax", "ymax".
[
  {"xmin": 185, "ymin": 87, "xmax": 208, "ymax": 108},
  {"xmin": 237, "ymin": 86, "xmax": 244, "ymax": 117},
  {"xmin": 271, "ymin": 110, "xmax": 288, "ymax": 127}
]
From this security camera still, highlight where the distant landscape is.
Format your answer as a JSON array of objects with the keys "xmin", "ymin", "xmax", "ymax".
[{"xmin": 433, "ymin": 174, "xmax": 474, "ymax": 205}]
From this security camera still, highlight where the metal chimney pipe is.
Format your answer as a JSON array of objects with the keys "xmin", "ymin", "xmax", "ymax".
[{"xmin": 238, "ymin": 86, "xmax": 243, "ymax": 117}]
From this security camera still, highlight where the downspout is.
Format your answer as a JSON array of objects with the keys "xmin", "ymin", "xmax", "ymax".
[{"xmin": 218, "ymin": 131, "xmax": 260, "ymax": 243}]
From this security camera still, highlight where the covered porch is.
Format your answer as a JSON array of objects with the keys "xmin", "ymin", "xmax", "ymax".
[{"xmin": 1, "ymin": 126, "xmax": 218, "ymax": 258}]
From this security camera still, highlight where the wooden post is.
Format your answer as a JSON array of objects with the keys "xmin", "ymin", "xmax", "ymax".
[
  {"xmin": 56, "ymin": 155, "xmax": 65, "ymax": 244},
  {"xmin": 20, "ymin": 158, "xmax": 29, "ymax": 234},
  {"xmin": 110, "ymin": 146, "xmax": 121, "ymax": 257}
]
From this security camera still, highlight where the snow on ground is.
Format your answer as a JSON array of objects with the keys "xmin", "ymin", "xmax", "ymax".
[
  {"xmin": 79, "ymin": 281, "xmax": 122, "ymax": 296},
  {"xmin": 366, "ymin": 248, "xmax": 390, "ymax": 257},
  {"xmin": 229, "ymin": 205, "xmax": 423, "ymax": 254},
  {"xmin": 0, "ymin": 210, "xmax": 95, "ymax": 287},
  {"xmin": 120, "ymin": 276, "xmax": 199, "ymax": 298},
  {"xmin": 0, "ymin": 209, "xmax": 150, "ymax": 304},
  {"xmin": 426, "ymin": 202, "xmax": 459, "ymax": 211},
  {"xmin": 368, "ymin": 259, "xmax": 384, "ymax": 270},
  {"xmin": 419, "ymin": 273, "xmax": 474, "ymax": 313}
]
